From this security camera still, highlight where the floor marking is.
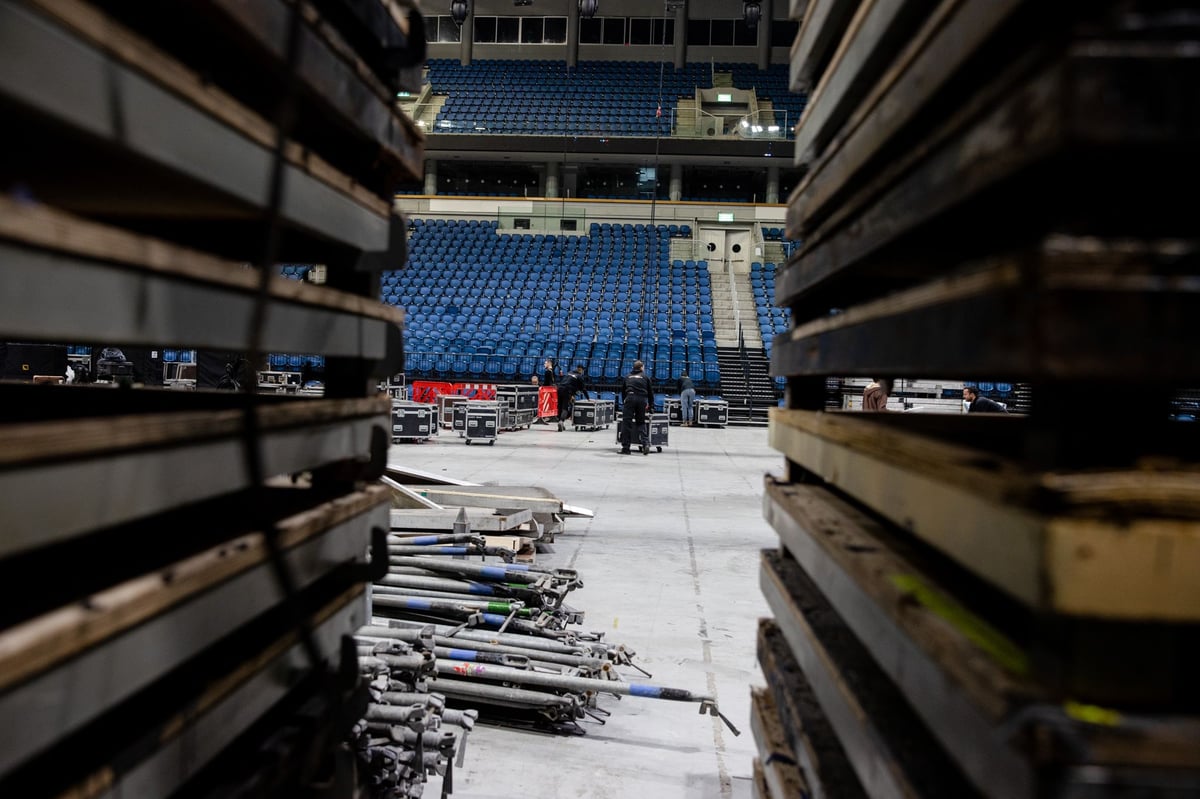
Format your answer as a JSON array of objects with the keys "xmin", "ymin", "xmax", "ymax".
[{"xmin": 680, "ymin": 460, "xmax": 734, "ymax": 799}]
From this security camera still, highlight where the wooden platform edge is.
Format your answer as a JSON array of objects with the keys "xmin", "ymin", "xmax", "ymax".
[
  {"xmin": 758, "ymin": 618, "xmax": 870, "ymax": 799},
  {"xmin": 791, "ymin": 0, "xmax": 1025, "ymax": 218},
  {"xmin": 51, "ymin": 583, "xmax": 367, "ymax": 799},
  {"xmin": 0, "ymin": 486, "xmax": 385, "ymax": 694},
  {"xmin": 25, "ymin": 0, "xmax": 403, "ymax": 214},
  {"xmin": 772, "ymin": 243, "xmax": 1200, "ymax": 382},
  {"xmin": 760, "ymin": 549, "xmax": 983, "ymax": 799},
  {"xmin": 0, "ymin": 395, "xmax": 390, "ymax": 468},
  {"xmin": 750, "ymin": 688, "xmax": 812, "ymax": 799},
  {"xmin": 764, "ymin": 476, "xmax": 1037, "ymax": 796},
  {"xmin": 0, "ymin": 195, "xmax": 405, "ymax": 326},
  {"xmin": 769, "ymin": 408, "xmax": 1200, "ymax": 620}
]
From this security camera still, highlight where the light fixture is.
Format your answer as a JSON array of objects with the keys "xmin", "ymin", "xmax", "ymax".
[
  {"xmin": 743, "ymin": 1, "xmax": 762, "ymax": 29},
  {"xmin": 450, "ymin": 0, "xmax": 469, "ymax": 26},
  {"xmin": 740, "ymin": 119, "xmax": 749, "ymax": 128},
  {"xmin": 579, "ymin": 0, "xmax": 598, "ymax": 19},
  {"xmin": 767, "ymin": 125, "xmax": 780, "ymax": 132}
]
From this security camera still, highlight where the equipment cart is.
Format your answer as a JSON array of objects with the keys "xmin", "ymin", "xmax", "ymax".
[{"xmin": 616, "ymin": 412, "xmax": 669, "ymax": 453}]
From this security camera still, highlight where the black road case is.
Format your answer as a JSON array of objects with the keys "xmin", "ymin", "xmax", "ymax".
[
  {"xmin": 496, "ymin": 384, "xmax": 538, "ymax": 430},
  {"xmin": 391, "ymin": 401, "xmax": 436, "ymax": 442},
  {"xmin": 663, "ymin": 397, "xmax": 682, "ymax": 424},
  {"xmin": 573, "ymin": 399, "xmax": 615, "ymax": 431},
  {"xmin": 464, "ymin": 401, "xmax": 501, "ymax": 445},
  {"xmin": 696, "ymin": 399, "xmax": 728, "ymax": 428},
  {"xmin": 496, "ymin": 384, "xmax": 539, "ymax": 412}
]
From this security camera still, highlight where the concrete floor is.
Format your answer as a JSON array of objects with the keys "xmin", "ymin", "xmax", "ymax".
[{"xmin": 384, "ymin": 420, "xmax": 783, "ymax": 799}]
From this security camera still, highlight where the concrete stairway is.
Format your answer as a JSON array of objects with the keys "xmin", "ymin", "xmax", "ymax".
[
  {"xmin": 675, "ymin": 98, "xmax": 697, "ymax": 136},
  {"xmin": 708, "ymin": 271, "xmax": 740, "ymax": 348},
  {"xmin": 731, "ymin": 271, "xmax": 762, "ymax": 350}
]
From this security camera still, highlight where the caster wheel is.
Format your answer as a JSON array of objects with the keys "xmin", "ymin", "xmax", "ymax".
[
  {"xmin": 657, "ymin": 446, "xmax": 663, "ymax": 452},
  {"xmin": 489, "ymin": 440, "xmax": 495, "ymax": 446},
  {"xmin": 465, "ymin": 440, "xmax": 471, "ymax": 445}
]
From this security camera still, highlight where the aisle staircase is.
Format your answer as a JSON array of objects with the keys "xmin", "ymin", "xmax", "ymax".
[{"xmin": 706, "ymin": 257, "xmax": 779, "ymax": 426}]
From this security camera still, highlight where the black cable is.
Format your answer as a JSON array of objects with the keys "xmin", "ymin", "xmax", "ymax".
[{"xmin": 239, "ymin": 3, "xmax": 324, "ymax": 674}]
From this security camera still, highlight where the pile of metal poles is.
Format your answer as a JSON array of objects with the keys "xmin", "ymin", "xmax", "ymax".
[
  {"xmin": 352, "ymin": 625, "xmax": 475, "ymax": 798},
  {"xmin": 361, "ymin": 515, "xmax": 739, "ymax": 736}
]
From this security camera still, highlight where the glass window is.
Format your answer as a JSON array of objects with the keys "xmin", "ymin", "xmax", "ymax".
[
  {"xmin": 629, "ymin": 18, "xmax": 652, "ymax": 45},
  {"xmin": 710, "ymin": 19, "xmax": 734, "ymax": 46},
  {"xmin": 434, "ymin": 16, "xmax": 460, "ymax": 43},
  {"xmin": 521, "ymin": 17, "xmax": 544, "ymax": 43},
  {"xmin": 496, "ymin": 16, "xmax": 520, "ymax": 44},
  {"xmin": 603, "ymin": 17, "xmax": 626, "ymax": 44},
  {"xmin": 771, "ymin": 19, "xmax": 800, "ymax": 48},
  {"xmin": 579, "ymin": 17, "xmax": 602, "ymax": 44},
  {"xmin": 473, "ymin": 16, "xmax": 496, "ymax": 43},
  {"xmin": 652, "ymin": 18, "xmax": 674, "ymax": 46},
  {"xmin": 687, "ymin": 19, "xmax": 709, "ymax": 46},
  {"xmin": 544, "ymin": 17, "xmax": 567, "ymax": 43},
  {"xmin": 734, "ymin": 18, "xmax": 758, "ymax": 46}
]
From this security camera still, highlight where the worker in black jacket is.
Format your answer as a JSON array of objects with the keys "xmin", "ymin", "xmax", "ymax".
[
  {"xmin": 963, "ymin": 385, "xmax": 1008, "ymax": 413},
  {"xmin": 556, "ymin": 365, "xmax": 588, "ymax": 431},
  {"xmin": 619, "ymin": 360, "xmax": 653, "ymax": 454}
]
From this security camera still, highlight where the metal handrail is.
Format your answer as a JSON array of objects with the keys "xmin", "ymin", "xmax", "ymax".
[{"xmin": 398, "ymin": 352, "xmax": 719, "ymax": 392}]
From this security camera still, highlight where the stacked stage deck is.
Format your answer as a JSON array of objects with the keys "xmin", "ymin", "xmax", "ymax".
[
  {"xmin": 754, "ymin": 2, "xmax": 1200, "ymax": 798},
  {"xmin": 0, "ymin": 0, "xmax": 423, "ymax": 796}
]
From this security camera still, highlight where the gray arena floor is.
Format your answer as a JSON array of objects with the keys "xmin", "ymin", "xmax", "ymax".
[{"xmin": 386, "ymin": 420, "xmax": 781, "ymax": 799}]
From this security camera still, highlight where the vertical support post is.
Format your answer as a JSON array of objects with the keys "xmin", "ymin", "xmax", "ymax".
[
  {"xmin": 424, "ymin": 159, "xmax": 438, "ymax": 195},
  {"xmin": 561, "ymin": 164, "xmax": 579, "ymax": 199},
  {"xmin": 757, "ymin": 0, "xmax": 773, "ymax": 71},
  {"xmin": 567, "ymin": 0, "xmax": 580, "ymax": 68},
  {"xmin": 545, "ymin": 162, "xmax": 560, "ymax": 199},
  {"xmin": 460, "ymin": 5, "xmax": 474, "ymax": 66},
  {"xmin": 766, "ymin": 165, "xmax": 779, "ymax": 204},
  {"xmin": 669, "ymin": 163, "xmax": 682, "ymax": 202},
  {"xmin": 674, "ymin": 1, "xmax": 688, "ymax": 69}
]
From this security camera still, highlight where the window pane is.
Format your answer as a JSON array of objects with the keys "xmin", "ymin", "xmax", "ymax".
[
  {"xmin": 734, "ymin": 18, "xmax": 758, "ymax": 46},
  {"xmin": 771, "ymin": 19, "xmax": 800, "ymax": 48},
  {"xmin": 438, "ymin": 17, "xmax": 461, "ymax": 43},
  {"xmin": 579, "ymin": 17, "xmax": 602, "ymax": 44},
  {"xmin": 496, "ymin": 16, "xmax": 520, "ymax": 43},
  {"xmin": 629, "ymin": 18, "xmax": 651, "ymax": 45},
  {"xmin": 520, "ymin": 17, "xmax": 544, "ymax": 43},
  {"xmin": 710, "ymin": 19, "xmax": 734, "ymax": 46},
  {"xmin": 473, "ymin": 16, "xmax": 496, "ymax": 43},
  {"xmin": 687, "ymin": 19, "xmax": 709, "ymax": 46},
  {"xmin": 603, "ymin": 17, "xmax": 626, "ymax": 44},
  {"xmin": 652, "ymin": 18, "xmax": 674, "ymax": 46},
  {"xmin": 544, "ymin": 17, "xmax": 567, "ymax": 43}
]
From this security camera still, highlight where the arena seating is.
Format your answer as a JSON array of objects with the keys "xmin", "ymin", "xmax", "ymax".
[{"xmin": 392, "ymin": 218, "xmax": 721, "ymax": 387}]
